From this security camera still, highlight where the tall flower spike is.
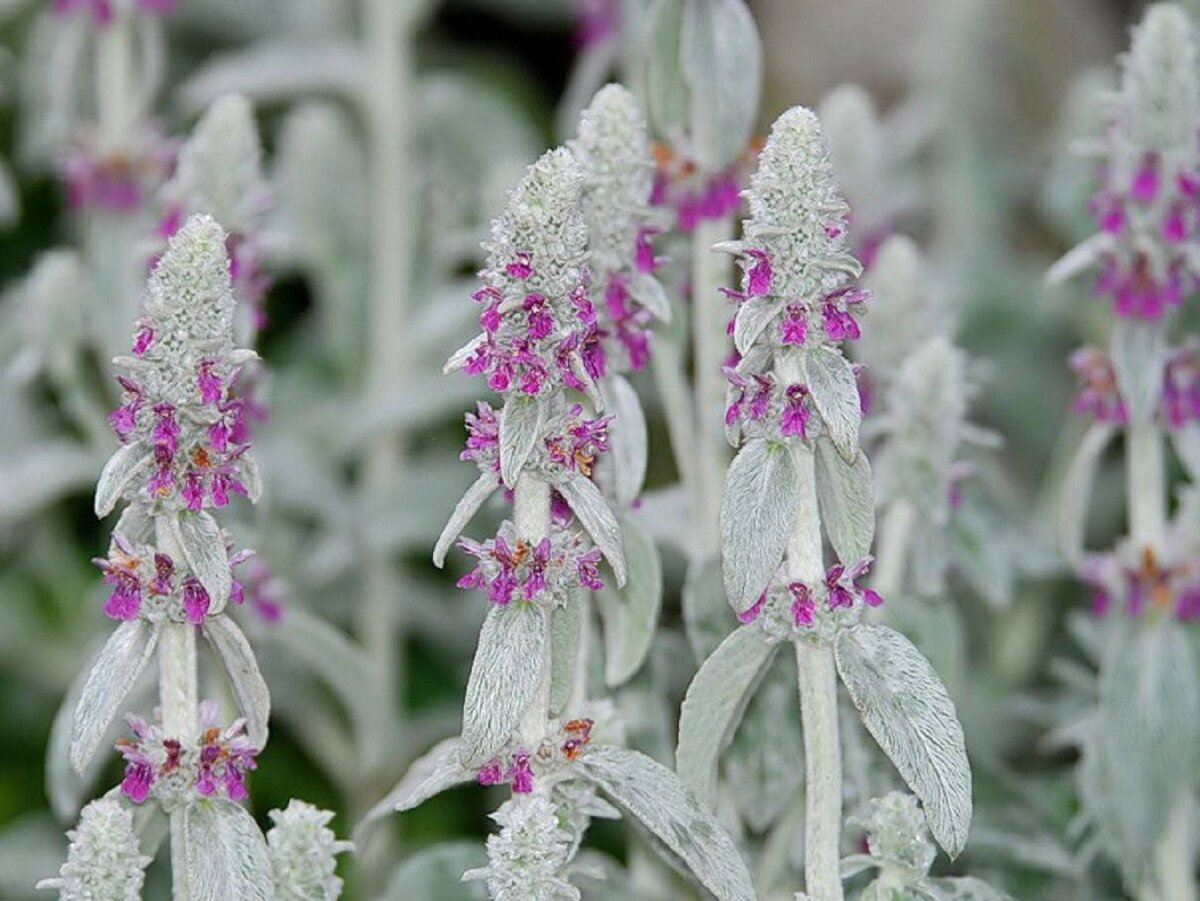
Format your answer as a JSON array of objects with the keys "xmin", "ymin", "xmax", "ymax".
[
  {"xmin": 37, "ymin": 799, "xmax": 150, "ymax": 900},
  {"xmin": 463, "ymin": 795, "xmax": 578, "ymax": 901},
  {"xmin": 1049, "ymin": 3, "xmax": 1200, "ymax": 319},
  {"xmin": 267, "ymin": 800, "xmax": 353, "ymax": 901}
]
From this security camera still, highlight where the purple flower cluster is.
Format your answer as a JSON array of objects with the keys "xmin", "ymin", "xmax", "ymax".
[
  {"xmin": 476, "ymin": 719, "xmax": 595, "ymax": 795},
  {"xmin": 116, "ymin": 702, "xmax": 258, "ymax": 805},
  {"xmin": 461, "ymin": 402, "xmax": 611, "ymax": 484},
  {"xmin": 739, "ymin": 558, "xmax": 883, "ymax": 631},
  {"xmin": 724, "ymin": 369, "xmax": 814, "ymax": 442},
  {"xmin": 1079, "ymin": 547, "xmax": 1200, "ymax": 621},
  {"xmin": 457, "ymin": 522, "xmax": 603, "ymax": 608},
  {"xmin": 52, "ymin": 0, "xmax": 174, "ymax": 26},
  {"xmin": 1069, "ymin": 343, "xmax": 1200, "ymax": 428},
  {"xmin": 61, "ymin": 128, "xmax": 174, "ymax": 215},
  {"xmin": 650, "ymin": 142, "xmax": 749, "ymax": 233}
]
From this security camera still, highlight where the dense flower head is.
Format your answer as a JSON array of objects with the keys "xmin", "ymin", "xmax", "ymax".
[
  {"xmin": 93, "ymin": 533, "xmax": 254, "ymax": 624},
  {"xmin": 476, "ymin": 719, "xmax": 596, "ymax": 796},
  {"xmin": 857, "ymin": 236, "xmax": 945, "ymax": 380},
  {"xmin": 1079, "ymin": 544, "xmax": 1200, "ymax": 621},
  {"xmin": 457, "ymin": 521, "xmax": 603, "ymax": 607},
  {"xmin": 739, "ymin": 557, "xmax": 882, "ymax": 641},
  {"xmin": 105, "ymin": 215, "xmax": 260, "ymax": 511},
  {"xmin": 452, "ymin": 149, "xmax": 597, "ymax": 398},
  {"xmin": 115, "ymin": 700, "xmax": 258, "ymax": 809},
  {"xmin": 1069, "ymin": 341, "xmax": 1200, "ymax": 428},
  {"xmin": 1075, "ymin": 4, "xmax": 1200, "ymax": 319},
  {"xmin": 466, "ymin": 795, "xmax": 577, "ymax": 901},
  {"xmin": 854, "ymin": 792, "xmax": 937, "ymax": 878},
  {"xmin": 37, "ymin": 799, "xmax": 150, "ymax": 901},
  {"xmin": 267, "ymin": 800, "xmax": 352, "ymax": 901},
  {"xmin": 461, "ymin": 401, "xmax": 611, "ymax": 482},
  {"xmin": 723, "ymin": 352, "xmax": 816, "ymax": 445}
]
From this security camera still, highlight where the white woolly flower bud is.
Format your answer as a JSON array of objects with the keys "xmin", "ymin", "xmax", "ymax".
[
  {"xmin": 571, "ymin": 84, "xmax": 654, "ymax": 276},
  {"xmin": 877, "ymin": 336, "xmax": 968, "ymax": 522},
  {"xmin": 267, "ymin": 800, "xmax": 352, "ymax": 901},
  {"xmin": 818, "ymin": 84, "xmax": 885, "ymax": 232},
  {"xmin": 464, "ymin": 795, "xmax": 579, "ymax": 901},
  {"xmin": 37, "ymin": 799, "xmax": 150, "ymax": 901},
  {"xmin": 858, "ymin": 235, "xmax": 946, "ymax": 378},
  {"xmin": 856, "ymin": 792, "xmax": 937, "ymax": 878},
  {"xmin": 165, "ymin": 94, "xmax": 266, "ymax": 235},
  {"xmin": 1123, "ymin": 3, "xmax": 1200, "ymax": 154}
]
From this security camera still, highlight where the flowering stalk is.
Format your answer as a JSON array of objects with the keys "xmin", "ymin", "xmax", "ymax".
[{"xmin": 1050, "ymin": 6, "xmax": 1200, "ymax": 898}]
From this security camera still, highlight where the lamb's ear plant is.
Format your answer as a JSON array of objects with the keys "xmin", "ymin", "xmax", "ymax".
[
  {"xmin": 40, "ymin": 214, "xmax": 349, "ymax": 899},
  {"xmin": 677, "ymin": 106, "xmax": 973, "ymax": 900},
  {"xmin": 1049, "ymin": 4, "xmax": 1200, "ymax": 897},
  {"xmin": 364, "ymin": 123, "xmax": 753, "ymax": 899}
]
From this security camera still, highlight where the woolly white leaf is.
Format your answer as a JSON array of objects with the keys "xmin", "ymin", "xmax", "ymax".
[
  {"xmin": 444, "ymin": 334, "xmax": 486, "ymax": 374},
  {"xmin": 360, "ymin": 738, "xmax": 474, "ymax": 836},
  {"xmin": 460, "ymin": 604, "xmax": 547, "ymax": 768},
  {"xmin": 1111, "ymin": 320, "xmax": 1166, "ymax": 423},
  {"xmin": 434, "ymin": 472, "xmax": 500, "ymax": 568},
  {"xmin": 70, "ymin": 620, "xmax": 159, "ymax": 775},
  {"xmin": 1172, "ymin": 423, "xmax": 1200, "ymax": 481},
  {"xmin": 732, "ymin": 295, "xmax": 778, "ymax": 356},
  {"xmin": 597, "ymin": 516, "xmax": 662, "ymax": 686},
  {"xmin": 676, "ymin": 625, "xmax": 777, "ymax": 808},
  {"xmin": 239, "ymin": 455, "xmax": 263, "ymax": 504},
  {"xmin": 606, "ymin": 375, "xmax": 648, "ymax": 508},
  {"xmin": 642, "ymin": 0, "xmax": 689, "ymax": 140},
  {"xmin": 681, "ymin": 0, "xmax": 763, "ymax": 172},
  {"xmin": 94, "ymin": 445, "xmax": 151, "ymax": 518},
  {"xmin": 168, "ymin": 511, "xmax": 233, "ymax": 612},
  {"xmin": 499, "ymin": 395, "xmax": 542, "ymax": 489},
  {"xmin": 1059, "ymin": 423, "xmax": 1116, "ymax": 562},
  {"xmin": 1045, "ymin": 232, "xmax": 1112, "ymax": 284},
  {"xmin": 202, "ymin": 614, "xmax": 270, "ymax": 750},
  {"xmin": 182, "ymin": 799, "xmax": 272, "ymax": 901},
  {"xmin": 1097, "ymin": 619, "xmax": 1200, "ymax": 878},
  {"xmin": 557, "ymin": 470, "xmax": 627, "ymax": 584},
  {"xmin": 683, "ymin": 555, "xmax": 737, "ymax": 662},
  {"xmin": 804, "ymin": 345, "xmax": 862, "ymax": 462},
  {"xmin": 814, "ymin": 437, "xmax": 875, "ymax": 565},
  {"xmin": 630, "ymin": 272, "xmax": 671, "ymax": 321},
  {"xmin": 720, "ymin": 438, "xmax": 799, "ymax": 613},
  {"xmin": 549, "ymin": 588, "xmax": 583, "ymax": 717},
  {"xmin": 379, "ymin": 842, "xmax": 487, "ymax": 901},
  {"xmin": 578, "ymin": 746, "xmax": 756, "ymax": 901},
  {"xmin": 835, "ymin": 624, "xmax": 972, "ymax": 858}
]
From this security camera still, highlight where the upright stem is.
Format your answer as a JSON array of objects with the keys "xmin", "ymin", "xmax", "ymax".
[
  {"xmin": 871, "ymin": 500, "xmax": 914, "ymax": 601},
  {"xmin": 790, "ymin": 445, "xmax": 844, "ymax": 901},
  {"xmin": 691, "ymin": 215, "xmax": 732, "ymax": 557},
  {"xmin": 159, "ymin": 620, "xmax": 197, "ymax": 901},
  {"xmin": 514, "ymin": 474, "xmax": 552, "ymax": 748},
  {"xmin": 95, "ymin": 9, "xmax": 135, "ymax": 151},
  {"xmin": 1127, "ymin": 423, "xmax": 1195, "ymax": 901}
]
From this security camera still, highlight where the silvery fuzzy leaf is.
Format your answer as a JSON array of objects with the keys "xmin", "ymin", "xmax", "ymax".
[
  {"xmin": 725, "ymin": 659, "xmax": 804, "ymax": 833},
  {"xmin": 180, "ymin": 799, "xmax": 272, "ymax": 901},
  {"xmin": 596, "ymin": 516, "xmax": 662, "ymax": 687},
  {"xmin": 1171, "ymin": 423, "xmax": 1200, "ymax": 481},
  {"xmin": 927, "ymin": 875, "xmax": 1014, "ymax": 900},
  {"xmin": 359, "ymin": 738, "xmax": 474, "ymax": 837},
  {"xmin": 681, "ymin": 0, "xmax": 763, "ymax": 172},
  {"xmin": 0, "ymin": 442, "xmax": 100, "ymax": 524},
  {"xmin": 732, "ymin": 295, "xmax": 779, "ymax": 356},
  {"xmin": 642, "ymin": 0, "xmax": 689, "ymax": 140},
  {"xmin": 1045, "ymin": 232, "xmax": 1113, "ymax": 285},
  {"xmin": 444, "ymin": 333, "xmax": 486, "ymax": 374},
  {"xmin": 676, "ymin": 624, "xmax": 778, "ymax": 808},
  {"xmin": 168, "ymin": 511, "xmax": 233, "ymax": 612},
  {"xmin": 1110, "ymin": 320, "xmax": 1166, "ymax": 423},
  {"xmin": 720, "ymin": 438, "xmax": 799, "ymax": 613},
  {"xmin": 94, "ymin": 444, "xmax": 151, "ymax": 518},
  {"xmin": 1095, "ymin": 619, "xmax": 1200, "ymax": 883},
  {"xmin": 578, "ymin": 746, "xmax": 756, "ymax": 901},
  {"xmin": 606, "ymin": 376, "xmax": 648, "ymax": 508},
  {"xmin": 1060, "ymin": 423, "xmax": 1116, "ymax": 562},
  {"xmin": 835, "ymin": 625, "xmax": 972, "ymax": 858},
  {"xmin": 683, "ymin": 555, "xmax": 737, "ymax": 662},
  {"xmin": 70, "ymin": 620, "xmax": 159, "ymax": 775},
  {"xmin": 814, "ymin": 437, "xmax": 875, "ymax": 566},
  {"xmin": 803, "ymin": 345, "xmax": 862, "ymax": 462},
  {"xmin": 379, "ymin": 841, "xmax": 488, "ymax": 901},
  {"xmin": 202, "ymin": 615, "xmax": 269, "ymax": 750},
  {"xmin": 557, "ymin": 471, "xmax": 627, "ymax": 585},
  {"xmin": 549, "ymin": 588, "xmax": 584, "ymax": 717},
  {"xmin": 630, "ymin": 272, "xmax": 671, "ymax": 322},
  {"xmin": 238, "ymin": 455, "xmax": 263, "ymax": 504},
  {"xmin": 460, "ymin": 604, "xmax": 547, "ymax": 768},
  {"xmin": 499, "ymin": 395, "xmax": 543, "ymax": 489},
  {"xmin": 433, "ymin": 472, "xmax": 500, "ymax": 568}
]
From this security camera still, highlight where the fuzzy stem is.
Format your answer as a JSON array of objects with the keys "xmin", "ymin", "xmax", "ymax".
[
  {"xmin": 652, "ymin": 337, "xmax": 699, "ymax": 510},
  {"xmin": 1149, "ymin": 798, "xmax": 1196, "ymax": 901},
  {"xmin": 515, "ymin": 473, "xmax": 552, "ymax": 748},
  {"xmin": 872, "ymin": 499, "xmax": 914, "ymax": 600},
  {"xmin": 95, "ymin": 8, "xmax": 135, "ymax": 150},
  {"xmin": 790, "ymin": 445, "xmax": 844, "ymax": 901},
  {"xmin": 159, "ymin": 621, "xmax": 197, "ymax": 901},
  {"xmin": 692, "ymin": 215, "xmax": 733, "ymax": 557}
]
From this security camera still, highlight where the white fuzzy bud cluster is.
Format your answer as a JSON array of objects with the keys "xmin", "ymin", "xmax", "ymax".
[
  {"xmin": 1123, "ymin": 3, "xmax": 1200, "ymax": 156},
  {"xmin": 165, "ymin": 94, "xmax": 266, "ymax": 235},
  {"xmin": 818, "ymin": 84, "xmax": 886, "ymax": 235},
  {"xmin": 37, "ymin": 799, "xmax": 150, "ymax": 901},
  {"xmin": 877, "ymin": 336, "xmax": 968, "ymax": 522},
  {"xmin": 571, "ymin": 84, "xmax": 654, "ymax": 276},
  {"xmin": 857, "ymin": 792, "xmax": 938, "ymax": 879},
  {"xmin": 267, "ymin": 800, "xmax": 352, "ymax": 901},
  {"xmin": 465, "ymin": 795, "xmax": 579, "ymax": 901},
  {"xmin": 858, "ymin": 236, "xmax": 944, "ymax": 378}
]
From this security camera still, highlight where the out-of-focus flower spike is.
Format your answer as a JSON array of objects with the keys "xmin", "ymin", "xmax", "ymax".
[{"xmin": 267, "ymin": 800, "xmax": 352, "ymax": 901}]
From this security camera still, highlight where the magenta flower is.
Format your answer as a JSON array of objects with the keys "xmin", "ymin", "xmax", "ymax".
[{"xmin": 458, "ymin": 522, "xmax": 604, "ymax": 607}]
